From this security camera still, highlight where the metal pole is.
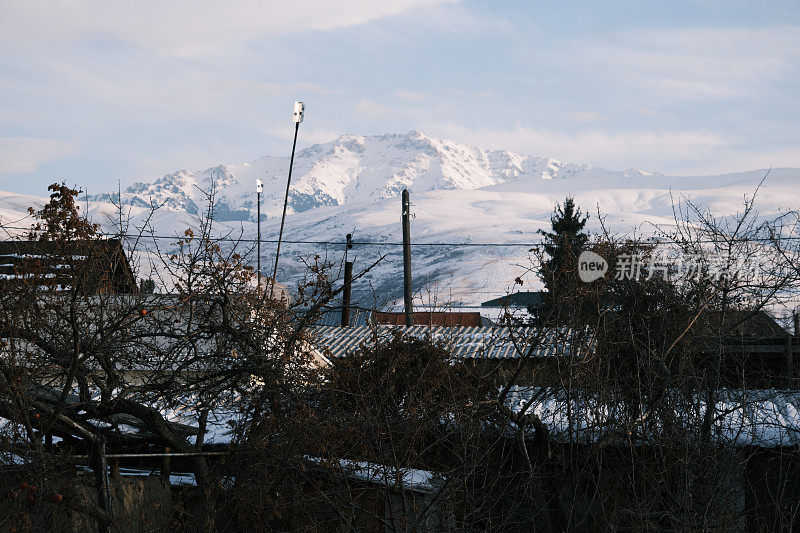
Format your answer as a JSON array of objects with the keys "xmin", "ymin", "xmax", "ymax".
[
  {"xmin": 793, "ymin": 310, "xmax": 799, "ymax": 380},
  {"xmin": 270, "ymin": 121, "xmax": 300, "ymax": 300},
  {"xmin": 257, "ymin": 188, "xmax": 261, "ymax": 291},
  {"xmin": 66, "ymin": 451, "xmax": 231, "ymax": 460},
  {"xmin": 402, "ymin": 189, "xmax": 413, "ymax": 326}
]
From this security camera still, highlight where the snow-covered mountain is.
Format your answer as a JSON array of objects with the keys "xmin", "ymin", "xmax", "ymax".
[
  {"xmin": 90, "ymin": 131, "xmax": 654, "ymax": 220},
  {"xmin": 1, "ymin": 131, "xmax": 797, "ymax": 309}
]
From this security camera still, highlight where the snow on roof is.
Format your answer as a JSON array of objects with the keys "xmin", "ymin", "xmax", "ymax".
[
  {"xmin": 306, "ymin": 456, "xmax": 442, "ymax": 494},
  {"xmin": 506, "ymin": 386, "xmax": 800, "ymax": 447},
  {"xmin": 116, "ymin": 458, "xmax": 442, "ymax": 492},
  {"xmin": 0, "ymin": 384, "xmax": 237, "ymax": 446}
]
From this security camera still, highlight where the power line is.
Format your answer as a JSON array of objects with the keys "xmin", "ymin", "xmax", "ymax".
[
  {"xmin": 0, "ymin": 225, "xmax": 541, "ymax": 247},
  {"xmin": 2, "ymin": 224, "xmax": 799, "ymax": 247}
]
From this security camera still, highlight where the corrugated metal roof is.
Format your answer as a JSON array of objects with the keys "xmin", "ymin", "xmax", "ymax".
[
  {"xmin": 308, "ymin": 325, "xmax": 586, "ymax": 359},
  {"xmin": 294, "ymin": 308, "xmax": 373, "ymax": 327}
]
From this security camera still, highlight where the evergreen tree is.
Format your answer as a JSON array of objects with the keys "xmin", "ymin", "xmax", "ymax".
[
  {"xmin": 139, "ymin": 278, "xmax": 156, "ymax": 294},
  {"xmin": 538, "ymin": 197, "xmax": 589, "ymax": 299}
]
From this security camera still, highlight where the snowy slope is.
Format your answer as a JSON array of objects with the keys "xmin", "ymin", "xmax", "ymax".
[
  {"xmin": 89, "ymin": 131, "xmax": 653, "ymax": 221},
  {"xmin": 1, "ymin": 132, "xmax": 797, "ymax": 309}
]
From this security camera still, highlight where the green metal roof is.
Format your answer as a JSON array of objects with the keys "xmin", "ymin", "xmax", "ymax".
[{"xmin": 480, "ymin": 291, "xmax": 546, "ymax": 308}]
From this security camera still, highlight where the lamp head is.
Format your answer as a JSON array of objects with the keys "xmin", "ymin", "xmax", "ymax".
[
  {"xmin": 256, "ymin": 178, "xmax": 263, "ymax": 193},
  {"xmin": 293, "ymin": 101, "xmax": 305, "ymax": 123}
]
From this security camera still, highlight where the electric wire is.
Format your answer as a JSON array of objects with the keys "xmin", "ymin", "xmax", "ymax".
[{"xmin": 2, "ymin": 224, "xmax": 795, "ymax": 248}]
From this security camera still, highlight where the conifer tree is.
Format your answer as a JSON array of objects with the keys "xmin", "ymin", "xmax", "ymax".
[{"xmin": 538, "ymin": 197, "xmax": 589, "ymax": 299}]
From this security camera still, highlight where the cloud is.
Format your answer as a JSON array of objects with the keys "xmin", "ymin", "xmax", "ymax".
[
  {"xmin": 356, "ymin": 99, "xmax": 393, "ymax": 118},
  {"xmin": 666, "ymin": 145, "xmax": 800, "ymax": 177},
  {"xmin": 635, "ymin": 108, "xmax": 670, "ymax": 119},
  {"xmin": 0, "ymin": 0, "xmax": 460, "ymax": 55},
  {"xmin": 219, "ymin": 80, "xmax": 338, "ymax": 97},
  {"xmin": 390, "ymin": 2, "xmax": 511, "ymax": 35},
  {"xmin": 429, "ymin": 122, "xmax": 800, "ymax": 176},
  {"xmin": 393, "ymin": 89, "xmax": 429, "ymax": 103},
  {"xmin": 579, "ymin": 26, "xmax": 800, "ymax": 100},
  {"xmin": 265, "ymin": 126, "xmax": 342, "ymax": 146},
  {"xmin": 58, "ymin": 57, "xmax": 332, "ymax": 115},
  {"xmin": 429, "ymin": 123, "xmax": 729, "ymax": 172},
  {"xmin": 568, "ymin": 111, "xmax": 606, "ymax": 123},
  {"xmin": 0, "ymin": 137, "xmax": 79, "ymax": 175}
]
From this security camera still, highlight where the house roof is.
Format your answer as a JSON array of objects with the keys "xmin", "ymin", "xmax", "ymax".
[
  {"xmin": 707, "ymin": 310, "xmax": 789, "ymax": 336},
  {"xmin": 298, "ymin": 309, "xmax": 492, "ymax": 327},
  {"xmin": 0, "ymin": 239, "xmax": 137, "ymax": 294},
  {"xmin": 305, "ymin": 457, "xmax": 442, "ymax": 494},
  {"xmin": 308, "ymin": 325, "xmax": 586, "ymax": 359},
  {"xmin": 252, "ymin": 276, "xmax": 291, "ymax": 303},
  {"xmin": 507, "ymin": 386, "xmax": 800, "ymax": 447},
  {"xmin": 295, "ymin": 308, "xmax": 374, "ymax": 327},
  {"xmin": 481, "ymin": 291, "xmax": 546, "ymax": 309},
  {"xmin": 374, "ymin": 311, "xmax": 485, "ymax": 327}
]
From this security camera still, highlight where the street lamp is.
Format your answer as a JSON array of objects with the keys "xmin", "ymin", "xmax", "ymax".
[
  {"xmin": 270, "ymin": 101, "xmax": 304, "ymax": 299},
  {"xmin": 256, "ymin": 178, "xmax": 263, "ymax": 290}
]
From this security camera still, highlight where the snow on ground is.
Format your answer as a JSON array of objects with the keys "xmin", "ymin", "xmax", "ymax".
[{"xmin": 1, "ymin": 131, "xmax": 798, "ymax": 307}]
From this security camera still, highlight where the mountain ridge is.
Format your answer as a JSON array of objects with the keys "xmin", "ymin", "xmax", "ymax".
[
  {"xmin": 90, "ymin": 130, "xmax": 655, "ymax": 221},
  {"xmin": 3, "ymin": 132, "xmax": 796, "ymax": 307}
]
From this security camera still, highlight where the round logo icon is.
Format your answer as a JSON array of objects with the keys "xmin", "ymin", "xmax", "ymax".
[{"xmin": 578, "ymin": 250, "xmax": 608, "ymax": 283}]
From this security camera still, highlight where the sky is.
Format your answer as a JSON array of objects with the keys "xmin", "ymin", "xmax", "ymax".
[{"xmin": 1, "ymin": 0, "xmax": 799, "ymax": 196}]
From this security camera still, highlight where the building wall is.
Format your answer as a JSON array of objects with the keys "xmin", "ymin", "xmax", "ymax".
[{"xmin": 0, "ymin": 473, "xmax": 171, "ymax": 532}]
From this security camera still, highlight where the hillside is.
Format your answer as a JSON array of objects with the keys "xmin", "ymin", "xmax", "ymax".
[
  {"xmin": 1, "ymin": 132, "xmax": 797, "ymax": 309},
  {"xmin": 88, "ymin": 131, "xmax": 654, "ymax": 220}
]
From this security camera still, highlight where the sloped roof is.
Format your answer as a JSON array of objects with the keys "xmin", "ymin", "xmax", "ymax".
[
  {"xmin": 305, "ymin": 457, "xmax": 442, "ymax": 494},
  {"xmin": 709, "ymin": 310, "xmax": 788, "ymax": 336},
  {"xmin": 299, "ymin": 309, "xmax": 492, "ymax": 327},
  {"xmin": 481, "ymin": 291, "xmax": 546, "ymax": 309},
  {"xmin": 252, "ymin": 276, "xmax": 291, "ymax": 303},
  {"xmin": 0, "ymin": 239, "xmax": 136, "ymax": 294},
  {"xmin": 375, "ymin": 311, "xmax": 485, "ymax": 327},
  {"xmin": 308, "ymin": 325, "xmax": 586, "ymax": 359},
  {"xmin": 506, "ymin": 386, "xmax": 800, "ymax": 447},
  {"xmin": 298, "ymin": 308, "xmax": 374, "ymax": 327}
]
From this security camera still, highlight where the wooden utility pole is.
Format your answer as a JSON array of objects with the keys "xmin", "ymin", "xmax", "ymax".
[
  {"xmin": 402, "ymin": 189, "xmax": 413, "ymax": 326},
  {"xmin": 341, "ymin": 260, "xmax": 353, "ymax": 327},
  {"xmin": 341, "ymin": 233, "xmax": 354, "ymax": 327}
]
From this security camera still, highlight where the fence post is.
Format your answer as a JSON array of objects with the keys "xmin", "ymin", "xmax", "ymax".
[
  {"xmin": 161, "ymin": 447, "xmax": 171, "ymax": 482},
  {"xmin": 110, "ymin": 457, "xmax": 120, "ymax": 479}
]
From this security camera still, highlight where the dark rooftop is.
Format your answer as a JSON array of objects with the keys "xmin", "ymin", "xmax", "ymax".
[
  {"xmin": 0, "ymin": 239, "xmax": 137, "ymax": 294},
  {"xmin": 481, "ymin": 291, "xmax": 546, "ymax": 309}
]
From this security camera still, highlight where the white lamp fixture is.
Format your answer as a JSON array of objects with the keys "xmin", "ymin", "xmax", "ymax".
[
  {"xmin": 292, "ymin": 101, "xmax": 305, "ymax": 123},
  {"xmin": 256, "ymin": 178, "xmax": 263, "ymax": 193},
  {"xmin": 271, "ymin": 99, "xmax": 305, "ymax": 301}
]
